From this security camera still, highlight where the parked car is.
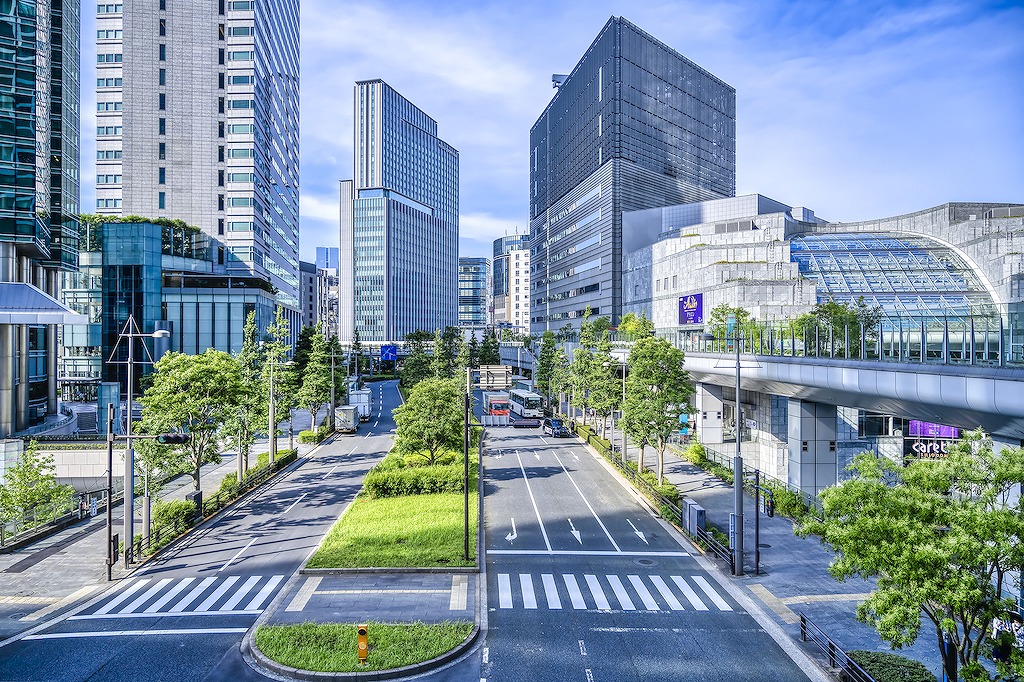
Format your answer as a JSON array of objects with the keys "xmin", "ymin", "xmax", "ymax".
[{"xmin": 543, "ymin": 418, "xmax": 571, "ymax": 437}]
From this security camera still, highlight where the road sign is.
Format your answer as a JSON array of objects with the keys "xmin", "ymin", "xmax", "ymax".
[
  {"xmin": 380, "ymin": 344, "xmax": 397, "ymax": 361},
  {"xmin": 478, "ymin": 364, "xmax": 512, "ymax": 389}
]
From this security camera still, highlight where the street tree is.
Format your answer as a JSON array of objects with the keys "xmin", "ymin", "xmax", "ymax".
[
  {"xmin": 708, "ymin": 304, "xmax": 753, "ymax": 339},
  {"xmin": 264, "ymin": 306, "xmax": 298, "ymax": 423},
  {"xmin": 141, "ymin": 349, "xmax": 242, "ymax": 491},
  {"xmin": 455, "ymin": 333, "xmax": 470, "ymax": 380},
  {"xmin": 590, "ymin": 330, "xmax": 621, "ymax": 438},
  {"xmin": 431, "ymin": 326, "xmax": 461, "ymax": 379},
  {"xmin": 618, "ymin": 312, "xmax": 654, "ymax": 341},
  {"xmin": 790, "ymin": 297, "xmax": 883, "ymax": 357},
  {"xmin": 797, "ymin": 433, "xmax": 1024, "ymax": 680},
  {"xmin": 570, "ymin": 308, "xmax": 600, "ymax": 426},
  {"xmin": 478, "ymin": 330, "xmax": 500, "ymax": 366},
  {"xmin": 467, "ymin": 331, "xmax": 480, "ymax": 369},
  {"xmin": 621, "ymin": 336, "xmax": 691, "ymax": 482},
  {"xmin": 534, "ymin": 330, "xmax": 558, "ymax": 407},
  {"xmin": 550, "ymin": 346, "xmax": 571, "ymax": 415},
  {"xmin": 224, "ymin": 311, "xmax": 267, "ymax": 473},
  {"xmin": 392, "ymin": 377, "xmax": 463, "ymax": 465},
  {"xmin": 297, "ymin": 323, "xmax": 332, "ymax": 430},
  {"xmin": 0, "ymin": 442, "xmax": 73, "ymax": 528},
  {"xmin": 292, "ymin": 324, "xmax": 317, "ymax": 378},
  {"xmin": 327, "ymin": 335, "xmax": 348, "ymax": 411},
  {"xmin": 400, "ymin": 329, "xmax": 433, "ymax": 387}
]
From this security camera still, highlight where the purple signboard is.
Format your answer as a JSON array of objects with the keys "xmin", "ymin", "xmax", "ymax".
[
  {"xmin": 678, "ymin": 293, "xmax": 704, "ymax": 325},
  {"xmin": 908, "ymin": 420, "xmax": 959, "ymax": 439}
]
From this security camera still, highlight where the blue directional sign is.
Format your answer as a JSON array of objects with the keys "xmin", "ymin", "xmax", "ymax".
[{"xmin": 380, "ymin": 344, "xmax": 398, "ymax": 361}]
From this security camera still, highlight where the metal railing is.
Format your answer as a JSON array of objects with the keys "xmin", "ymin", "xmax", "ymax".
[
  {"xmin": 695, "ymin": 441, "xmax": 823, "ymax": 516},
  {"xmin": 674, "ymin": 311, "xmax": 1023, "ymax": 369},
  {"xmin": 799, "ymin": 613, "xmax": 876, "ymax": 682},
  {"xmin": 1, "ymin": 482, "xmax": 124, "ymax": 549}
]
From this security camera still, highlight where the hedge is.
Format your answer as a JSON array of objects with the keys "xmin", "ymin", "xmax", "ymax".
[
  {"xmin": 363, "ymin": 464, "xmax": 471, "ymax": 498},
  {"xmin": 846, "ymin": 651, "xmax": 936, "ymax": 682}
]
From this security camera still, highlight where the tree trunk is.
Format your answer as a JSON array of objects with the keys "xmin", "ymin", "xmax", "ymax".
[
  {"xmin": 637, "ymin": 442, "xmax": 645, "ymax": 473},
  {"xmin": 656, "ymin": 444, "xmax": 665, "ymax": 486}
]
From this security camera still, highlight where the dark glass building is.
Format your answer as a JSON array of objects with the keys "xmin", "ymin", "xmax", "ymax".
[
  {"xmin": 529, "ymin": 16, "xmax": 735, "ymax": 334},
  {"xmin": 0, "ymin": 0, "xmax": 82, "ymax": 437},
  {"xmin": 458, "ymin": 257, "xmax": 490, "ymax": 329}
]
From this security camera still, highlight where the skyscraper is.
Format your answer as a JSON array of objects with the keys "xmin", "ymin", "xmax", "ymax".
[
  {"xmin": 93, "ymin": 0, "xmax": 300, "ymax": 327},
  {"xmin": 492, "ymin": 235, "xmax": 531, "ymax": 333},
  {"xmin": 530, "ymin": 16, "xmax": 736, "ymax": 334},
  {"xmin": 0, "ymin": 0, "xmax": 84, "ymax": 437},
  {"xmin": 340, "ymin": 80, "xmax": 459, "ymax": 344},
  {"xmin": 458, "ymin": 257, "xmax": 490, "ymax": 330},
  {"xmin": 315, "ymin": 246, "xmax": 339, "ymax": 274}
]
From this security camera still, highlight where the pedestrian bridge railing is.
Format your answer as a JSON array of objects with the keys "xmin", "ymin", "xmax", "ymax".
[{"xmin": 799, "ymin": 613, "xmax": 877, "ymax": 682}]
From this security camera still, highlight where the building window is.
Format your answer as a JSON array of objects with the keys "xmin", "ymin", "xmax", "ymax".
[
  {"xmin": 159, "ymin": 18, "xmax": 166, "ymax": 36},
  {"xmin": 158, "ymin": 68, "xmax": 166, "ymax": 86},
  {"xmin": 158, "ymin": 167, "xmax": 165, "ymax": 184},
  {"xmin": 159, "ymin": 44, "xmax": 166, "ymax": 61},
  {"xmin": 97, "ymin": 53, "xmax": 123, "ymax": 63},
  {"xmin": 158, "ymin": 93, "xmax": 166, "ymax": 110},
  {"xmin": 218, "ymin": 72, "xmax": 224, "ymax": 89},
  {"xmin": 218, "ymin": 121, "xmax": 224, "ymax": 138},
  {"xmin": 218, "ymin": 48, "xmax": 225, "ymax": 65},
  {"xmin": 158, "ymin": 118, "xmax": 166, "ymax": 135},
  {"xmin": 218, "ymin": 24, "xmax": 225, "ymax": 40},
  {"xmin": 158, "ymin": 0, "xmax": 165, "ymax": 9},
  {"xmin": 218, "ymin": 218, "xmax": 225, "ymax": 235},
  {"xmin": 217, "ymin": 194, "xmax": 224, "ymax": 211},
  {"xmin": 158, "ymin": 142, "xmax": 166, "ymax": 160},
  {"xmin": 218, "ymin": 146, "xmax": 224, "ymax": 162},
  {"xmin": 158, "ymin": 192, "xmax": 166, "ymax": 209},
  {"xmin": 217, "ymin": 170, "xmax": 224, "ymax": 187},
  {"xmin": 218, "ymin": 97, "xmax": 224, "ymax": 114}
]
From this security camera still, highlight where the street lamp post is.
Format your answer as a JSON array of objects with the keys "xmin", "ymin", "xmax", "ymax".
[
  {"xmin": 112, "ymin": 316, "xmax": 170, "ymax": 566},
  {"xmin": 730, "ymin": 315, "xmax": 745, "ymax": 577},
  {"xmin": 268, "ymin": 358, "xmax": 278, "ymax": 465}
]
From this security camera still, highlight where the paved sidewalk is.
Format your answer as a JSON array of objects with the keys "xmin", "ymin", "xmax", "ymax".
[{"xmin": 650, "ymin": 446, "xmax": 944, "ymax": 679}]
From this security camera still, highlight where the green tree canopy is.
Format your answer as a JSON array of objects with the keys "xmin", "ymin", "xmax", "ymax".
[
  {"xmin": 618, "ymin": 312, "xmax": 655, "ymax": 341},
  {"xmin": 297, "ymin": 323, "xmax": 332, "ymax": 430},
  {"xmin": 590, "ymin": 330, "xmax": 623, "ymax": 437},
  {"xmin": 478, "ymin": 330, "xmax": 500, "ymax": 366},
  {"xmin": 621, "ymin": 337, "xmax": 692, "ymax": 482},
  {"xmin": 392, "ymin": 378, "xmax": 463, "ymax": 465},
  {"xmin": 400, "ymin": 330, "xmax": 433, "ymax": 387},
  {"xmin": 141, "ymin": 349, "xmax": 242, "ymax": 491},
  {"xmin": 534, "ymin": 330, "xmax": 558, "ymax": 406},
  {"xmin": 797, "ymin": 433, "xmax": 1024, "ymax": 680},
  {"xmin": 224, "ymin": 311, "xmax": 267, "ymax": 474},
  {"xmin": 0, "ymin": 442, "xmax": 73, "ymax": 527},
  {"xmin": 467, "ymin": 331, "xmax": 480, "ymax": 369}
]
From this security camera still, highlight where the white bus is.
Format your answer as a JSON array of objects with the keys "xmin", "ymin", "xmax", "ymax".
[{"xmin": 509, "ymin": 389, "xmax": 543, "ymax": 418}]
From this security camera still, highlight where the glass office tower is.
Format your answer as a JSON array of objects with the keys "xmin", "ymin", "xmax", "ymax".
[
  {"xmin": 458, "ymin": 257, "xmax": 490, "ymax": 329},
  {"xmin": 340, "ymin": 80, "xmax": 459, "ymax": 343},
  {"xmin": 94, "ymin": 0, "xmax": 300, "ymax": 332},
  {"xmin": 529, "ymin": 16, "xmax": 735, "ymax": 334},
  {"xmin": 0, "ymin": 0, "xmax": 82, "ymax": 437},
  {"xmin": 492, "ymin": 235, "xmax": 530, "ymax": 333}
]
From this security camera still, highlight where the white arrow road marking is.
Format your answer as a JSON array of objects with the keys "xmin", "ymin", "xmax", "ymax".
[
  {"xmin": 505, "ymin": 518, "xmax": 518, "ymax": 544},
  {"xmin": 627, "ymin": 519, "xmax": 649, "ymax": 545},
  {"xmin": 535, "ymin": 453, "xmax": 540, "ymax": 460},
  {"xmin": 573, "ymin": 452, "xmax": 580, "ymax": 461},
  {"xmin": 568, "ymin": 519, "xmax": 583, "ymax": 544},
  {"xmin": 551, "ymin": 452, "xmax": 620, "ymax": 552}
]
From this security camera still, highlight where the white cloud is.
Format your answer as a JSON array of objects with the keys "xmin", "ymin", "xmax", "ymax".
[
  {"xmin": 299, "ymin": 192, "xmax": 339, "ymax": 223},
  {"xmin": 459, "ymin": 212, "xmax": 526, "ymax": 243}
]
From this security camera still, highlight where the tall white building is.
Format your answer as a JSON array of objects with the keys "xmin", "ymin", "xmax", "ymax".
[
  {"xmin": 492, "ymin": 235, "xmax": 530, "ymax": 333},
  {"xmin": 94, "ymin": 0, "xmax": 300, "ymax": 323}
]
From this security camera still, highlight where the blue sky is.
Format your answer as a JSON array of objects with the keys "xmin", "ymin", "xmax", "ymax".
[{"xmin": 80, "ymin": 1, "xmax": 1024, "ymax": 262}]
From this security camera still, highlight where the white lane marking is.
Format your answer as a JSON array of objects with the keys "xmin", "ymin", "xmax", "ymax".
[
  {"xmin": 69, "ymin": 610, "xmax": 259, "ymax": 621},
  {"xmin": 498, "ymin": 574, "xmax": 512, "ymax": 608},
  {"xmin": 170, "ymin": 577, "xmax": 217, "ymax": 612},
  {"xmin": 579, "ymin": 639, "xmax": 587, "ymax": 656},
  {"xmin": 540, "ymin": 437, "xmax": 550, "ymax": 445},
  {"xmin": 197, "ymin": 576, "xmax": 240, "ymax": 612},
  {"xmin": 482, "ymin": 647, "xmax": 489, "ymax": 664},
  {"xmin": 144, "ymin": 577, "xmax": 194, "ymax": 613},
  {"xmin": 649, "ymin": 575, "xmax": 685, "ymax": 611},
  {"xmin": 95, "ymin": 579, "xmax": 150, "ymax": 615},
  {"xmin": 24, "ymin": 628, "xmax": 248, "ymax": 640},
  {"xmin": 626, "ymin": 519, "xmax": 649, "ymax": 545},
  {"xmin": 552, "ymin": 452, "xmax": 621, "ymax": 552},
  {"xmin": 122, "ymin": 578, "xmax": 172, "ymax": 614},
  {"xmin": 487, "ymin": 549, "xmax": 689, "ymax": 557},
  {"xmin": 321, "ymin": 465, "xmax": 339, "ymax": 481},
  {"xmin": 374, "ymin": 420, "xmax": 379, "ymax": 427},
  {"xmin": 568, "ymin": 518, "xmax": 582, "ymax": 544},
  {"xmin": 505, "ymin": 517, "xmax": 517, "ymax": 544},
  {"xmin": 221, "ymin": 575, "xmax": 261, "ymax": 611},
  {"xmin": 515, "ymin": 451, "xmax": 552, "ymax": 552},
  {"xmin": 607, "ymin": 575, "xmax": 635, "ymax": 610},
  {"xmin": 563, "ymin": 574, "xmax": 587, "ymax": 610},
  {"xmin": 671, "ymin": 576, "xmax": 708, "ymax": 611},
  {"xmin": 363, "ymin": 430, "xmax": 372, "ymax": 439},
  {"xmin": 284, "ymin": 492, "xmax": 308, "ymax": 512},
  {"xmin": 584, "ymin": 575, "xmax": 610, "ymax": 611},
  {"xmin": 541, "ymin": 574, "xmax": 561, "ymax": 610},
  {"xmin": 628, "ymin": 575, "xmax": 659, "ymax": 610},
  {"xmin": 585, "ymin": 669, "xmax": 594, "ymax": 682},
  {"xmin": 520, "ymin": 574, "xmax": 537, "ymax": 609},
  {"xmin": 244, "ymin": 575, "xmax": 284, "ymax": 610},
  {"xmin": 285, "ymin": 576, "xmax": 322, "ymax": 612},
  {"xmin": 691, "ymin": 575, "xmax": 732, "ymax": 611},
  {"xmin": 218, "ymin": 538, "xmax": 257, "ymax": 573}
]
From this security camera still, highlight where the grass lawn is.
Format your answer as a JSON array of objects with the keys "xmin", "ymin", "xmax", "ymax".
[
  {"xmin": 307, "ymin": 492, "xmax": 478, "ymax": 568},
  {"xmin": 255, "ymin": 621, "xmax": 474, "ymax": 672}
]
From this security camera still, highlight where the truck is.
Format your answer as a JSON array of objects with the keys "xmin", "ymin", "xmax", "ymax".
[
  {"xmin": 334, "ymin": 406, "xmax": 359, "ymax": 434},
  {"xmin": 482, "ymin": 391, "xmax": 510, "ymax": 416},
  {"xmin": 349, "ymin": 388, "xmax": 372, "ymax": 422}
]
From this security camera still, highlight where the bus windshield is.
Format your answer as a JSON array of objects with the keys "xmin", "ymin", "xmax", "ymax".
[{"xmin": 524, "ymin": 396, "xmax": 542, "ymax": 409}]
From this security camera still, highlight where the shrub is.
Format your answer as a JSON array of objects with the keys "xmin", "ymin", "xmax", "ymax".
[
  {"xmin": 404, "ymin": 449, "xmax": 459, "ymax": 467},
  {"xmin": 846, "ymin": 651, "xmax": 936, "ymax": 682},
  {"xmin": 684, "ymin": 441, "xmax": 707, "ymax": 466},
  {"xmin": 363, "ymin": 464, "xmax": 471, "ymax": 498},
  {"xmin": 298, "ymin": 429, "xmax": 317, "ymax": 443},
  {"xmin": 218, "ymin": 472, "xmax": 239, "ymax": 498},
  {"xmin": 152, "ymin": 499, "xmax": 196, "ymax": 529},
  {"xmin": 256, "ymin": 451, "xmax": 269, "ymax": 470},
  {"xmin": 376, "ymin": 453, "xmax": 407, "ymax": 471},
  {"xmin": 759, "ymin": 479, "xmax": 809, "ymax": 519}
]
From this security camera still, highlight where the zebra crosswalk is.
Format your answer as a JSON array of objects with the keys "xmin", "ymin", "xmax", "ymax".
[
  {"xmin": 494, "ymin": 573, "xmax": 734, "ymax": 613},
  {"xmin": 71, "ymin": 574, "xmax": 285, "ymax": 620}
]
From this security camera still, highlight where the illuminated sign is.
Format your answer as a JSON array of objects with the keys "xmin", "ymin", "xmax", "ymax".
[{"xmin": 678, "ymin": 293, "xmax": 704, "ymax": 325}]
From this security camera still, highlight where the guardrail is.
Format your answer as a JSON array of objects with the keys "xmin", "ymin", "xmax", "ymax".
[
  {"xmin": 1, "ymin": 482, "xmax": 124, "ymax": 550},
  {"xmin": 799, "ymin": 613, "xmax": 876, "ymax": 682},
  {"xmin": 695, "ymin": 441, "xmax": 823, "ymax": 516}
]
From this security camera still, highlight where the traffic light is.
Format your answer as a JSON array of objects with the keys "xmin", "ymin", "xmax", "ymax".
[
  {"xmin": 156, "ymin": 433, "xmax": 191, "ymax": 445},
  {"xmin": 357, "ymin": 624, "xmax": 368, "ymax": 665}
]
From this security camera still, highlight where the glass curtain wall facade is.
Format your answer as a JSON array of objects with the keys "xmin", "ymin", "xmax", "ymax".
[
  {"xmin": 529, "ymin": 16, "xmax": 735, "ymax": 334},
  {"xmin": 458, "ymin": 257, "xmax": 490, "ymax": 329},
  {"xmin": 492, "ymin": 235, "xmax": 530, "ymax": 332},
  {"xmin": 343, "ymin": 80, "xmax": 459, "ymax": 343},
  {"xmin": 0, "ymin": 0, "xmax": 80, "ymax": 436},
  {"xmin": 95, "ymin": 0, "xmax": 300, "ymax": 337}
]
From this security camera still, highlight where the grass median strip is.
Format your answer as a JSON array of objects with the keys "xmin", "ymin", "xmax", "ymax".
[
  {"xmin": 255, "ymin": 621, "xmax": 474, "ymax": 672},
  {"xmin": 307, "ymin": 492, "xmax": 478, "ymax": 569}
]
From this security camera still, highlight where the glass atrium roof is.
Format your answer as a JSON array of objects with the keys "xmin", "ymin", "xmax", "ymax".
[{"xmin": 789, "ymin": 233, "xmax": 996, "ymax": 321}]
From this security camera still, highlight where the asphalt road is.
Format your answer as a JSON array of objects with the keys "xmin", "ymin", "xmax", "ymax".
[
  {"xmin": 0, "ymin": 382, "xmax": 401, "ymax": 682},
  {"xmin": 479, "ymin": 426, "xmax": 814, "ymax": 682}
]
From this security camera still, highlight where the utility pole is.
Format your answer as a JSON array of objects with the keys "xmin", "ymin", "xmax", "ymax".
[{"xmin": 732, "ymin": 318, "xmax": 744, "ymax": 577}]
